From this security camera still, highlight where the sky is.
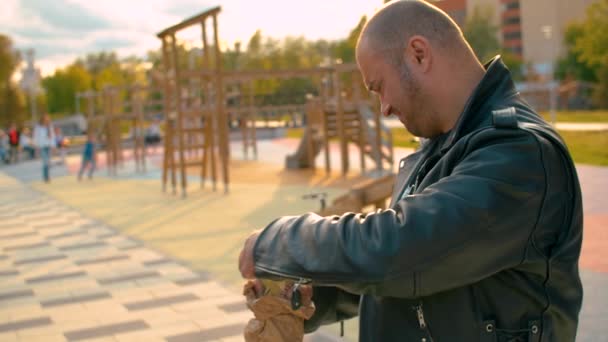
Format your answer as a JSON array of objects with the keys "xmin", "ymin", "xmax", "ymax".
[{"xmin": 1, "ymin": 0, "xmax": 385, "ymax": 77}]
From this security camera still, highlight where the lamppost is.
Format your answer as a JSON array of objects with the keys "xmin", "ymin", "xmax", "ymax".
[
  {"xmin": 541, "ymin": 25, "xmax": 557, "ymax": 125},
  {"xmin": 20, "ymin": 49, "xmax": 41, "ymax": 125}
]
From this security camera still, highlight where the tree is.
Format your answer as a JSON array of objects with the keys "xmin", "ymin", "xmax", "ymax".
[
  {"xmin": 0, "ymin": 34, "xmax": 26, "ymax": 127},
  {"xmin": 334, "ymin": 16, "xmax": 367, "ymax": 63},
  {"xmin": 42, "ymin": 64, "xmax": 92, "ymax": 115},
  {"xmin": 555, "ymin": 23, "xmax": 596, "ymax": 82},
  {"xmin": 463, "ymin": 5, "xmax": 501, "ymax": 63},
  {"xmin": 501, "ymin": 50, "xmax": 524, "ymax": 81},
  {"xmin": 570, "ymin": 0, "xmax": 608, "ymax": 107}
]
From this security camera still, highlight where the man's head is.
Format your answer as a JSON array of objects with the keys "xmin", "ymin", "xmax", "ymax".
[{"xmin": 356, "ymin": 0, "xmax": 482, "ymax": 138}]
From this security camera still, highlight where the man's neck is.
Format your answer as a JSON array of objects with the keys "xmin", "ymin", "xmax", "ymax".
[{"xmin": 439, "ymin": 59, "xmax": 486, "ymax": 133}]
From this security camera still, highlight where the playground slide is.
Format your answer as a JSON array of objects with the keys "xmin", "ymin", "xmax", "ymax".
[{"xmin": 285, "ymin": 128, "xmax": 322, "ymax": 169}]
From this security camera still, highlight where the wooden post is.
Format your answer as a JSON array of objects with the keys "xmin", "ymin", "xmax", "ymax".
[
  {"xmin": 353, "ymin": 69, "xmax": 365, "ymax": 173},
  {"xmin": 249, "ymin": 80, "xmax": 258, "ymax": 159},
  {"xmin": 201, "ymin": 20, "xmax": 217, "ymax": 191},
  {"xmin": 213, "ymin": 13, "xmax": 229, "ymax": 193},
  {"xmin": 374, "ymin": 93, "xmax": 383, "ymax": 172},
  {"xmin": 334, "ymin": 69, "xmax": 348, "ymax": 176},
  {"xmin": 160, "ymin": 37, "xmax": 171, "ymax": 192},
  {"xmin": 169, "ymin": 34, "xmax": 188, "ymax": 197}
]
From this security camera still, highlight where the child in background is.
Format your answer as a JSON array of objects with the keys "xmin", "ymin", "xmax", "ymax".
[{"xmin": 78, "ymin": 132, "xmax": 96, "ymax": 180}]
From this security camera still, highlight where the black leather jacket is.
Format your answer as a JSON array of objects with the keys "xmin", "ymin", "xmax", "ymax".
[{"xmin": 253, "ymin": 57, "xmax": 583, "ymax": 342}]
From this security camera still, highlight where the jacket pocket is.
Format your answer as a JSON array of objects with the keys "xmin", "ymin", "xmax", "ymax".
[{"xmin": 480, "ymin": 319, "xmax": 541, "ymax": 342}]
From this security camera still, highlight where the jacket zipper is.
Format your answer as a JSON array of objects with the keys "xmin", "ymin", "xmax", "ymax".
[
  {"xmin": 413, "ymin": 302, "xmax": 435, "ymax": 342},
  {"xmin": 256, "ymin": 264, "xmax": 355, "ymax": 284},
  {"xmin": 398, "ymin": 139, "xmax": 441, "ymax": 200}
]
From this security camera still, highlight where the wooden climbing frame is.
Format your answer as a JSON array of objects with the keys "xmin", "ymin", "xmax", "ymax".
[{"xmin": 157, "ymin": 6, "xmax": 229, "ymax": 196}]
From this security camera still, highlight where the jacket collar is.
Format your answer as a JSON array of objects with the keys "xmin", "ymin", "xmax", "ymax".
[{"xmin": 440, "ymin": 56, "xmax": 518, "ymax": 153}]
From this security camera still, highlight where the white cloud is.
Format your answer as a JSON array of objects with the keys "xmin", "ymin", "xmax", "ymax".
[{"xmin": 2, "ymin": 0, "xmax": 384, "ymax": 76}]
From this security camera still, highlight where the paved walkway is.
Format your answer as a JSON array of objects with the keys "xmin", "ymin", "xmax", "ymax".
[
  {"xmin": 0, "ymin": 172, "xmax": 261, "ymax": 342},
  {"xmin": 0, "ymin": 138, "xmax": 607, "ymax": 341},
  {"xmin": 383, "ymin": 118, "xmax": 608, "ymax": 131}
]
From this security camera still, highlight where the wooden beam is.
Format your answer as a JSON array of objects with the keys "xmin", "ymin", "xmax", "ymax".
[
  {"xmin": 169, "ymin": 34, "xmax": 188, "ymax": 196},
  {"xmin": 213, "ymin": 13, "xmax": 229, "ymax": 193},
  {"xmin": 157, "ymin": 6, "xmax": 221, "ymax": 38}
]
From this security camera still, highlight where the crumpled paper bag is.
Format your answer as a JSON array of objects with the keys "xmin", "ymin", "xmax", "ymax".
[{"xmin": 243, "ymin": 280, "xmax": 315, "ymax": 342}]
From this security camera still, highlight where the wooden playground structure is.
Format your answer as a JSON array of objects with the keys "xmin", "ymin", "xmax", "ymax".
[
  {"xmin": 75, "ymin": 5, "xmax": 398, "ymax": 210},
  {"xmin": 76, "ymin": 84, "xmax": 163, "ymax": 175}
]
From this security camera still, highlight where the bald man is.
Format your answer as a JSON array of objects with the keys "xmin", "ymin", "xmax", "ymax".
[{"xmin": 239, "ymin": 1, "xmax": 583, "ymax": 341}]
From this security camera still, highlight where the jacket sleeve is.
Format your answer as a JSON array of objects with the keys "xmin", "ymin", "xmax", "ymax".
[{"xmin": 253, "ymin": 130, "xmax": 547, "ymax": 298}]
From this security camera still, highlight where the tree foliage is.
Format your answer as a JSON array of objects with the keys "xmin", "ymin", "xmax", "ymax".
[
  {"xmin": 565, "ymin": 0, "xmax": 608, "ymax": 107},
  {"xmin": 42, "ymin": 64, "xmax": 92, "ymax": 114},
  {"xmin": 555, "ymin": 23, "xmax": 596, "ymax": 82},
  {"xmin": 0, "ymin": 34, "xmax": 26, "ymax": 127},
  {"xmin": 463, "ymin": 5, "xmax": 500, "ymax": 63}
]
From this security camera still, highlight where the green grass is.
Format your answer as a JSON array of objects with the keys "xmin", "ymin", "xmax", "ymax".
[
  {"xmin": 558, "ymin": 130, "xmax": 608, "ymax": 166},
  {"xmin": 390, "ymin": 128, "xmax": 420, "ymax": 149},
  {"xmin": 286, "ymin": 127, "xmax": 608, "ymax": 166},
  {"xmin": 539, "ymin": 110, "xmax": 608, "ymax": 123},
  {"xmin": 285, "ymin": 127, "xmax": 304, "ymax": 139}
]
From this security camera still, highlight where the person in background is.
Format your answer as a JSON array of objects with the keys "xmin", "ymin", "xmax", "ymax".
[
  {"xmin": 34, "ymin": 114, "xmax": 56, "ymax": 183},
  {"xmin": 78, "ymin": 132, "xmax": 96, "ymax": 181},
  {"xmin": 145, "ymin": 119, "xmax": 162, "ymax": 154},
  {"xmin": 7, "ymin": 122, "xmax": 20, "ymax": 164},
  {"xmin": 20, "ymin": 127, "xmax": 36, "ymax": 160},
  {"xmin": 0, "ymin": 129, "xmax": 8, "ymax": 164}
]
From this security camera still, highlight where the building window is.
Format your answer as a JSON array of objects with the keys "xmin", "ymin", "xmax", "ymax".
[
  {"xmin": 501, "ymin": 1, "xmax": 520, "ymax": 11},
  {"xmin": 503, "ymin": 16, "xmax": 520, "ymax": 25},
  {"xmin": 504, "ymin": 31, "xmax": 522, "ymax": 40},
  {"xmin": 509, "ymin": 46, "xmax": 523, "ymax": 55}
]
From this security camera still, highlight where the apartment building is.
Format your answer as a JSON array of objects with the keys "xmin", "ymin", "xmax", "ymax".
[{"xmin": 428, "ymin": 0, "xmax": 595, "ymax": 74}]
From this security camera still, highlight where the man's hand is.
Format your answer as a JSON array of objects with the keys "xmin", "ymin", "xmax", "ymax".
[{"xmin": 239, "ymin": 229, "xmax": 262, "ymax": 279}]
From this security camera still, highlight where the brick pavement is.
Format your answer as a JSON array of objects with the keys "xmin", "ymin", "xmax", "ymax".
[
  {"xmin": 1, "ymin": 138, "xmax": 606, "ymax": 341},
  {"xmin": 0, "ymin": 173, "xmax": 254, "ymax": 342}
]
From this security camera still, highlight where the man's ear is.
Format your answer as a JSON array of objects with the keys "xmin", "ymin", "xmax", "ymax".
[{"xmin": 405, "ymin": 35, "xmax": 431, "ymax": 72}]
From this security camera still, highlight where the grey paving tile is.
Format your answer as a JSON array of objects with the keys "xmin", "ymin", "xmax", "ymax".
[
  {"xmin": 0, "ymin": 214, "xmax": 19, "ymax": 221},
  {"xmin": 31, "ymin": 222, "xmax": 71, "ymax": 230},
  {"xmin": 3, "ymin": 241, "xmax": 50, "ymax": 251},
  {"xmin": 97, "ymin": 232, "xmax": 118, "ymax": 239},
  {"xmin": 74, "ymin": 254, "xmax": 130, "ymax": 266},
  {"xmin": 97, "ymin": 270, "xmax": 160, "ymax": 285},
  {"xmin": 116, "ymin": 238, "xmax": 143, "ymax": 250},
  {"xmin": 142, "ymin": 258, "xmax": 173, "ymax": 267},
  {"xmin": 0, "ymin": 289, "xmax": 34, "ymax": 302},
  {"xmin": 64, "ymin": 320, "xmax": 149, "ymax": 341},
  {"xmin": 75, "ymin": 222, "xmax": 100, "ymax": 230},
  {"xmin": 58, "ymin": 241, "xmax": 107, "ymax": 251},
  {"xmin": 174, "ymin": 275, "xmax": 210, "ymax": 286},
  {"xmin": 218, "ymin": 301, "xmax": 248, "ymax": 313},
  {"xmin": 124, "ymin": 293, "xmax": 199, "ymax": 311},
  {"xmin": 0, "ymin": 231, "xmax": 36, "ymax": 239},
  {"xmin": 0, "ymin": 269, "xmax": 19, "ymax": 277},
  {"xmin": 0, "ymin": 316, "xmax": 52, "ymax": 333},
  {"xmin": 165, "ymin": 323, "xmax": 244, "ymax": 342},
  {"xmin": 26, "ymin": 270, "xmax": 87, "ymax": 284},
  {"xmin": 47, "ymin": 229, "xmax": 87, "ymax": 240},
  {"xmin": 13, "ymin": 254, "xmax": 67, "ymax": 265},
  {"xmin": 41, "ymin": 291, "xmax": 111, "ymax": 308}
]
